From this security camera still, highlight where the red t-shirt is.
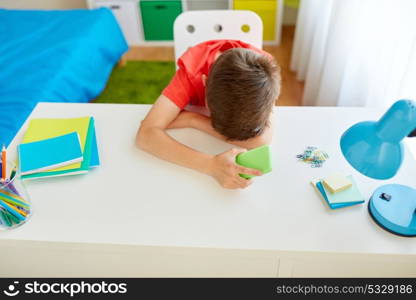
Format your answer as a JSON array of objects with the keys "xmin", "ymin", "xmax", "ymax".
[{"xmin": 162, "ymin": 40, "xmax": 271, "ymax": 110}]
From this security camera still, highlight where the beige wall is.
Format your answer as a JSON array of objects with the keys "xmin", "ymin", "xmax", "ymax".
[
  {"xmin": 0, "ymin": 0, "xmax": 87, "ymax": 9},
  {"xmin": 283, "ymin": 5, "xmax": 298, "ymax": 25}
]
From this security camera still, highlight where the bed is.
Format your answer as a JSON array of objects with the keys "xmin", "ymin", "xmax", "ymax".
[{"xmin": 0, "ymin": 8, "xmax": 128, "ymax": 146}]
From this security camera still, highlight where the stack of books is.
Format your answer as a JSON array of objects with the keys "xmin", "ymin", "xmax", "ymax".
[{"xmin": 18, "ymin": 116, "xmax": 100, "ymax": 180}]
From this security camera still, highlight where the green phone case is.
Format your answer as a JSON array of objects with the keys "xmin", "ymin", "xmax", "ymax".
[{"xmin": 235, "ymin": 145, "xmax": 272, "ymax": 179}]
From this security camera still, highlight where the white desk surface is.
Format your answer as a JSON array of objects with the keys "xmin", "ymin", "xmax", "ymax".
[{"xmin": 3, "ymin": 102, "xmax": 416, "ymax": 255}]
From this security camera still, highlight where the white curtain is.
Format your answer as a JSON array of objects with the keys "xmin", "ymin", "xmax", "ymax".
[{"xmin": 291, "ymin": 0, "xmax": 416, "ymax": 108}]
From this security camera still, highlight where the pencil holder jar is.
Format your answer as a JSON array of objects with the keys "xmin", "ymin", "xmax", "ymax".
[{"xmin": 0, "ymin": 161, "xmax": 32, "ymax": 230}]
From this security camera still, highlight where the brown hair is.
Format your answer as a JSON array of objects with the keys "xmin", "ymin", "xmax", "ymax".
[{"xmin": 206, "ymin": 48, "xmax": 280, "ymax": 141}]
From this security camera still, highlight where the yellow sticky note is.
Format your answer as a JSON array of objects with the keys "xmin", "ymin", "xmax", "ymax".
[
  {"xmin": 22, "ymin": 117, "xmax": 90, "ymax": 172},
  {"xmin": 323, "ymin": 173, "xmax": 352, "ymax": 194}
]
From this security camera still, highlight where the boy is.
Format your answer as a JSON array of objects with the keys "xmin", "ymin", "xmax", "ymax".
[{"xmin": 136, "ymin": 40, "xmax": 280, "ymax": 189}]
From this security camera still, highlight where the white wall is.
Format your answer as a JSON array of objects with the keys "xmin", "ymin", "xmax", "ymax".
[
  {"xmin": 0, "ymin": 0, "xmax": 87, "ymax": 9},
  {"xmin": 0, "ymin": 0, "xmax": 298, "ymax": 25}
]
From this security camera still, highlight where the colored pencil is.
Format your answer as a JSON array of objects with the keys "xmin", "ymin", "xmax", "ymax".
[
  {"xmin": 0, "ymin": 193, "xmax": 29, "ymax": 210},
  {"xmin": 0, "ymin": 199, "xmax": 25, "ymax": 221},
  {"xmin": 0, "ymin": 188, "xmax": 26, "ymax": 202},
  {"xmin": 10, "ymin": 166, "xmax": 16, "ymax": 180},
  {"xmin": 1, "ymin": 145, "xmax": 6, "ymax": 180},
  {"xmin": 5, "ymin": 210, "xmax": 20, "ymax": 225},
  {"xmin": 6, "ymin": 203, "xmax": 27, "ymax": 218},
  {"xmin": 0, "ymin": 209, "xmax": 12, "ymax": 227},
  {"xmin": 3, "ymin": 181, "xmax": 21, "ymax": 197}
]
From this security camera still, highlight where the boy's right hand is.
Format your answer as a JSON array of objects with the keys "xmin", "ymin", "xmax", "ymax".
[{"xmin": 207, "ymin": 148, "xmax": 262, "ymax": 189}]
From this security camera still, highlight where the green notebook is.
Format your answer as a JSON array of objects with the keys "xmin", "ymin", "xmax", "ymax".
[
  {"xmin": 235, "ymin": 145, "xmax": 272, "ymax": 179},
  {"xmin": 20, "ymin": 117, "xmax": 95, "ymax": 180}
]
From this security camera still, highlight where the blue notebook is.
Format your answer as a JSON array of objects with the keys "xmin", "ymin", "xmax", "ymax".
[
  {"xmin": 18, "ymin": 132, "xmax": 83, "ymax": 175},
  {"xmin": 89, "ymin": 119, "xmax": 100, "ymax": 168},
  {"xmin": 312, "ymin": 175, "xmax": 365, "ymax": 209}
]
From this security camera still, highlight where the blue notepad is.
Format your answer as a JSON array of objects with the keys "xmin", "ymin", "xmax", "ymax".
[
  {"xmin": 18, "ymin": 132, "xmax": 83, "ymax": 175},
  {"xmin": 313, "ymin": 175, "xmax": 365, "ymax": 209}
]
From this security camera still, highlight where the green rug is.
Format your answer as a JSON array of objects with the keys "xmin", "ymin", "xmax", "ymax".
[{"xmin": 95, "ymin": 61, "xmax": 175, "ymax": 104}]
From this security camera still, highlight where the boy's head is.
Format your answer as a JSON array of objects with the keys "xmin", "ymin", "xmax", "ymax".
[{"xmin": 206, "ymin": 48, "xmax": 281, "ymax": 141}]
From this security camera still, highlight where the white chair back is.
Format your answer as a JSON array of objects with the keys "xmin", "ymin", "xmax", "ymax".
[{"xmin": 173, "ymin": 10, "xmax": 263, "ymax": 62}]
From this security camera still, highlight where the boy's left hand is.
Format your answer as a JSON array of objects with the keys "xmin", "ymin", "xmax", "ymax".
[{"xmin": 207, "ymin": 148, "xmax": 262, "ymax": 189}]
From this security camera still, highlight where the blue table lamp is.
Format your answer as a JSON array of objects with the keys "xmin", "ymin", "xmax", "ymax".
[{"xmin": 340, "ymin": 99, "xmax": 416, "ymax": 237}]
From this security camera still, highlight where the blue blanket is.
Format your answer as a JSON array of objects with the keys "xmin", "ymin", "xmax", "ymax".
[{"xmin": 0, "ymin": 8, "xmax": 128, "ymax": 146}]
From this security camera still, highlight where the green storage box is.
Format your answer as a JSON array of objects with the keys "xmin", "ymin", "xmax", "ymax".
[{"xmin": 140, "ymin": 0, "xmax": 183, "ymax": 41}]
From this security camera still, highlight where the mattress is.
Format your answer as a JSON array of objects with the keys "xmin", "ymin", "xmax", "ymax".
[{"xmin": 0, "ymin": 8, "xmax": 128, "ymax": 146}]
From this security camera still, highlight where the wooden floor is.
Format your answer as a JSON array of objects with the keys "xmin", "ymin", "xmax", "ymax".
[
  {"xmin": 123, "ymin": 26, "xmax": 303, "ymax": 106},
  {"xmin": 264, "ymin": 26, "xmax": 304, "ymax": 106}
]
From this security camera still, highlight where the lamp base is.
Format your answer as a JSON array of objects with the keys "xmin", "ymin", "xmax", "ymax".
[{"xmin": 368, "ymin": 184, "xmax": 416, "ymax": 237}]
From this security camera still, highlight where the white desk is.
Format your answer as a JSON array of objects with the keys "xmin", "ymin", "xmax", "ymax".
[{"xmin": 1, "ymin": 103, "xmax": 415, "ymax": 277}]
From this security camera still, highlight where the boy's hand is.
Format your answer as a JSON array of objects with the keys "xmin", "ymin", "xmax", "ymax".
[{"xmin": 207, "ymin": 148, "xmax": 262, "ymax": 189}]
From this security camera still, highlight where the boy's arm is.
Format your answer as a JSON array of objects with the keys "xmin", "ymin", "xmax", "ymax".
[
  {"xmin": 168, "ymin": 111, "xmax": 273, "ymax": 149},
  {"xmin": 136, "ymin": 95, "xmax": 261, "ymax": 189}
]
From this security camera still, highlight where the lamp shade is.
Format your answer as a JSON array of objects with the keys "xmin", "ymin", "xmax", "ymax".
[{"xmin": 340, "ymin": 100, "xmax": 416, "ymax": 179}]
